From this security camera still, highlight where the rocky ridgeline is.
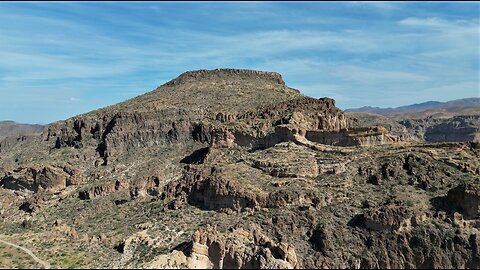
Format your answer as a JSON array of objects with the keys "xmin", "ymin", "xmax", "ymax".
[
  {"xmin": 44, "ymin": 110, "xmax": 196, "ymax": 165},
  {"xmin": 165, "ymin": 69, "xmax": 287, "ymax": 87},
  {"xmin": 0, "ymin": 121, "xmax": 44, "ymax": 140}
]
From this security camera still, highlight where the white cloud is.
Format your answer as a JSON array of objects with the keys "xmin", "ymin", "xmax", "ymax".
[
  {"xmin": 346, "ymin": 1, "xmax": 402, "ymax": 10},
  {"xmin": 399, "ymin": 17, "xmax": 449, "ymax": 28},
  {"xmin": 2, "ymin": 11, "xmax": 476, "ymax": 86},
  {"xmin": 0, "ymin": 3, "xmax": 478, "ymax": 122},
  {"xmin": 331, "ymin": 64, "xmax": 432, "ymax": 83},
  {"xmin": 398, "ymin": 17, "xmax": 479, "ymax": 29}
]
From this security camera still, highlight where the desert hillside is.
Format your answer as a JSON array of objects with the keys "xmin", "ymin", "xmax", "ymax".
[
  {"xmin": 0, "ymin": 121, "xmax": 44, "ymax": 140},
  {"xmin": 0, "ymin": 69, "xmax": 478, "ymax": 269}
]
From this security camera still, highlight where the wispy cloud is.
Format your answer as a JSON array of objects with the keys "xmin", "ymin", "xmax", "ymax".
[
  {"xmin": 0, "ymin": 2, "xmax": 478, "ymax": 123},
  {"xmin": 346, "ymin": 1, "xmax": 402, "ymax": 10},
  {"xmin": 398, "ymin": 17, "xmax": 478, "ymax": 28}
]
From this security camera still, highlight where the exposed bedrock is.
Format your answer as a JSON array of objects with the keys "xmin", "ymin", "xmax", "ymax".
[
  {"xmin": 400, "ymin": 115, "xmax": 480, "ymax": 143},
  {"xmin": 78, "ymin": 174, "xmax": 163, "ymax": 200},
  {"xmin": 355, "ymin": 226, "xmax": 479, "ymax": 269},
  {"xmin": 44, "ymin": 111, "xmax": 208, "ymax": 164},
  {"xmin": 161, "ymin": 163, "xmax": 328, "ymax": 212},
  {"xmin": 43, "ymin": 93, "xmax": 398, "ymax": 166},
  {"xmin": 146, "ymin": 223, "xmax": 300, "ymax": 269},
  {"xmin": 447, "ymin": 183, "xmax": 480, "ymax": 219},
  {"xmin": 0, "ymin": 164, "xmax": 83, "ymax": 193}
]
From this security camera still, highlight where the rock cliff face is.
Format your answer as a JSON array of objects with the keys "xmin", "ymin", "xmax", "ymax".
[
  {"xmin": 0, "ymin": 69, "xmax": 477, "ymax": 269},
  {"xmin": 349, "ymin": 111, "xmax": 480, "ymax": 143},
  {"xmin": 347, "ymin": 112, "xmax": 421, "ymax": 142},
  {"xmin": 147, "ymin": 224, "xmax": 300, "ymax": 269},
  {"xmin": 42, "ymin": 69, "xmax": 390, "ymax": 166},
  {"xmin": 447, "ymin": 183, "xmax": 480, "ymax": 219},
  {"xmin": 400, "ymin": 115, "xmax": 480, "ymax": 143},
  {"xmin": 0, "ymin": 164, "xmax": 83, "ymax": 193}
]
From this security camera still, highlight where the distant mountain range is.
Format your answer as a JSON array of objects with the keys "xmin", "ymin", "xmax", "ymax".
[
  {"xmin": 345, "ymin": 97, "xmax": 480, "ymax": 116},
  {"xmin": 0, "ymin": 121, "xmax": 44, "ymax": 139}
]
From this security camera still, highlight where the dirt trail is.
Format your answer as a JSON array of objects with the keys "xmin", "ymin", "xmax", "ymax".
[{"xmin": 0, "ymin": 238, "xmax": 51, "ymax": 269}]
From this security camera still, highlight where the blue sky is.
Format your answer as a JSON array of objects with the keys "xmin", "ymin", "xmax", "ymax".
[{"xmin": 0, "ymin": 1, "xmax": 479, "ymax": 124}]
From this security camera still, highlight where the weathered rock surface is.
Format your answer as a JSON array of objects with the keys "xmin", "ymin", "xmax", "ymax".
[
  {"xmin": 162, "ymin": 148, "xmax": 329, "ymax": 212},
  {"xmin": 148, "ymin": 224, "xmax": 300, "ymax": 269},
  {"xmin": 350, "ymin": 111, "xmax": 480, "ymax": 143},
  {"xmin": 0, "ymin": 164, "xmax": 82, "ymax": 193},
  {"xmin": 447, "ymin": 183, "xmax": 480, "ymax": 219},
  {"xmin": 248, "ymin": 143, "xmax": 319, "ymax": 178},
  {"xmin": 359, "ymin": 205, "xmax": 423, "ymax": 233},
  {"xmin": 347, "ymin": 112, "xmax": 421, "ymax": 141}
]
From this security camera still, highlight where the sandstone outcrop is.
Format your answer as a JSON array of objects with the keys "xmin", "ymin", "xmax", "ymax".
[
  {"xmin": 78, "ymin": 179, "xmax": 129, "ymax": 200},
  {"xmin": 162, "ymin": 153, "xmax": 329, "ymax": 212},
  {"xmin": 447, "ymin": 183, "xmax": 480, "ymax": 219},
  {"xmin": 0, "ymin": 164, "xmax": 82, "ymax": 193},
  {"xmin": 359, "ymin": 205, "xmax": 427, "ymax": 233},
  {"xmin": 148, "ymin": 224, "xmax": 300, "ymax": 269}
]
